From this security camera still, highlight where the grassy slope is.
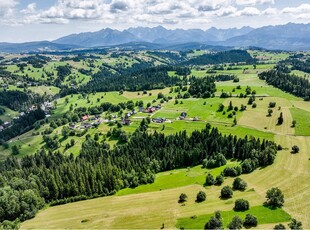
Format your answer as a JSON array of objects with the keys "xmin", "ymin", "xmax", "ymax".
[
  {"xmin": 28, "ymin": 86, "xmax": 60, "ymax": 95},
  {"xmin": 22, "ymin": 159, "xmax": 293, "ymax": 229},
  {"xmin": 290, "ymin": 108, "xmax": 310, "ymax": 136},
  {"xmin": 0, "ymin": 106, "xmax": 19, "ymax": 122},
  {"xmin": 117, "ymin": 162, "xmax": 239, "ymax": 196},
  {"xmin": 176, "ymin": 206, "xmax": 291, "ymax": 229}
]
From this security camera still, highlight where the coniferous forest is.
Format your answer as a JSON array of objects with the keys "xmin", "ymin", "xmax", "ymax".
[
  {"xmin": 259, "ymin": 70, "xmax": 310, "ymax": 100},
  {"xmin": 0, "ymin": 124, "xmax": 277, "ymax": 223}
]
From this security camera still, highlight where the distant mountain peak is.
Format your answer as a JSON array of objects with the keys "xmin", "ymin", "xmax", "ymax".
[{"xmin": 1, "ymin": 23, "xmax": 309, "ymax": 53}]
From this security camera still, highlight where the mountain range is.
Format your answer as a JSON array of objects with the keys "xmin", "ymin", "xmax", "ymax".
[
  {"xmin": 0, "ymin": 23, "xmax": 309, "ymax": 53},
  {"xmin": 53, "ymin": 25, "xmax": 255, "ymax": 47}
]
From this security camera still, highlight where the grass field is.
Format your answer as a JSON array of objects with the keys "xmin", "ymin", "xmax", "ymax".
[
  {"xmin": 0, "ymin": 106, "xmax": 19, "ymax": 122},
  {"xmin": 117, "ymin": 162, "xmax": 239, "ymax": 196},
  {"xmin": 28, "ymin": 86, "xmax": 60, "ymax": 95},
  {"xmin": 290, "ymin": 108, "xmax": 310, "ymax": 136},
  {"xmin": 176, "ymin": 206, "xmax": 291, "ymax": 229}
]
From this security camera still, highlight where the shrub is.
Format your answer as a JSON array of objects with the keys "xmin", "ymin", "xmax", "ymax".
[
  {"xmin": 205, "ymin": 173, "xmax": 215, "ymax": 186},
  {"xmin": 291, "ymin": 145, "xmax": 299, "ymax": 154},
  {"xmin": 204, "ymin": 216, "xmax": 222, "ymax": 230},
  {"xmin": 179, "ymin": 193, "xmax": 188, "ymax": 203},
  {"xmin": 288, "ymin": 219, "xmax": 302, "ymax": 230},
  {"xmin": 215, "ymin": 175, "xmax": 224, "ymax": 185},
  {"xmin": 196, "ymin": 191, "xmax": 207, "ymax": 202},
  {"xmin": 274, "ymin": 224, "xmax": 286, "ymax": 229},
  {"xmin": 265, "ymin": 187, "xmax": 284, "ymax": 207},
  {"xmin": 269, "ymin": 102, "xmax": 276, "ymax": 108},
  {"xmin": 221, "ymin": 186, "xmax": 233, "ymax": 199},
  {"xmin": 232, "ymin": 177, "xmax": 247, "ymax": 191},
  {"xmin": 223, "ymin": 166, "xmax": 242, "ymax": 177},
  {"xmin": 244, "ymin": 214, "xmax": 258, "ymax": 227},
  {"xmin": 234, "ymin": 199, "xmax": 250, "ymax": 211},
  {"xmin": 227, "ymin": 216, "xmax": 243, "ymax": 230}
]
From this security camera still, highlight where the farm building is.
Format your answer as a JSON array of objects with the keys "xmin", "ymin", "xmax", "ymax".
[
  {"xmin": 122, "ymin": 119, "xmax": 131, "ymax": 125},
  {"xmin": 152, "ymin": 118, "xmax": 166, "ymax": 124},
  {"xmin": 179, "ymin": 112, "xmax": 187, "ymax": 120},
  {"xmin": 81, "ymin": 115, "xmax": 90, "ymax": 121}
]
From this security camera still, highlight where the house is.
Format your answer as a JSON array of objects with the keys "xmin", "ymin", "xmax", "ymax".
[
  {"xmin": 179, "ymin": 112, "xmax": 187, "ymax": 120},
  {"xmin": 81, "ymin": 115, "xmax": 90, "ymax": 121},
  {"xmin": 0, "ymin": 126, "xmax": 4, "ymax": 132},
  {"xmin": 122, "ymin": 119, "xmax": 131, "ymax": 125},
  {"xmin": 180, "ymin": 112, "xmax": 187, "ymax": 117},
  {"xmin": 152, "ymin": 118, "xmax": 166, "ymax": 124},
  {"xmin": 147, "ymin": 107, "xmax": 156, "ymax": 113},
  {"xmin": 139, "ymin": 107, "xmax": 144, "ymax": 112},
  {"xmin": 80, "ymin": 122, "xmax": 92, "ymax": 129},
  {"xmin": 3, "ymin": 121, "xmax": 10, "ymax": 128},
  {"xmin": 44, "ymin": 102, "xmax": 53, "ymax": 110}
]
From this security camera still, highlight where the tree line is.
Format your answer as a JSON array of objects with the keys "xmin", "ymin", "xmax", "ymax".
[{"xmin": 259, "ymin": 70, "xmax": 310, "ymax": 101}]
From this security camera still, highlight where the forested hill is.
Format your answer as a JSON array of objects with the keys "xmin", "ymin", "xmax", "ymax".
[
  {"xmin": 0, "ymin": 91, "xmax": 42, "ymax": 112},
  {"xmin": 60, "ymin": 65, "xmax": 188, "ymax": 96},
  {"xmin": 0, "ymin": 124, "xmax": 277, "ymax": 224},
  {"xmin": 59, "ymin": 50, "xmax": 253, "ymax": 96},
  {"xmin": 183, "ymin": 50, "xmax": 255, "ymax": 65}
]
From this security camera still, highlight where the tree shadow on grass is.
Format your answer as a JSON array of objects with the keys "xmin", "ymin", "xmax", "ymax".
[{"xmin": 263, "ymin": 202, "xmax": 282, "ymax": 210}]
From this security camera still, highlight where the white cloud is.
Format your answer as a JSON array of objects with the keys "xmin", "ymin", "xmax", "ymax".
[
  {"xmin": 197, "ymin": 0, "xmax": 230, "ymax": 12},
  {"xmin": 262, "ymin": 7, "xmax": 278, "ymax": 15},
  {"xmin": 1, "ymin": 0, "xmax": 310, "ymax": 31},
  {"xmin": 235, "ymin": 0, "xmax": 274, "ymax": 6},
  {"xmin": 281, "ymin": 4, "xmax": 310, "ymax": 20},
  {"xmin": 235, "ymin": 7, "xmax": 261, "ymax": 16},
  {"xmin": 282, "ymin": 4, "xmax": 310, "ymax": 14},
  {"xmin": 29, "ymin": 0, "xmax": 111, "ymax": 23},
  {"xmin": 20, "ymin": 3, "xmax": 37, "ymax": 14},
  {"xmin": 0, "ymin": 0, "xmax": 18, "ymax": 16}
]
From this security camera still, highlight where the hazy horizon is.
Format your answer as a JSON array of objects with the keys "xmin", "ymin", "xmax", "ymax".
[{"xmin": 0, "ymin": 0, "xmax": 309, "ymax": 43}]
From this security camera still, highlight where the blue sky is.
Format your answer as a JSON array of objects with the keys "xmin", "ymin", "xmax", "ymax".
[{"xmin": 0, "ymin": 0, "xmax": 309, "ymax": 42}]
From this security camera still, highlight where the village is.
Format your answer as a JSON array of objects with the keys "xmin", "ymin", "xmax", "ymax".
[{"xmin": 65, "ymin": 102, "xmax": 199, "ymax": 131}]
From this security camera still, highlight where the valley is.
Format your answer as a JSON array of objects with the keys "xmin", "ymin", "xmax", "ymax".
[{"xmin": 0, "ymin": 48, "xmax": 309, "ymax": 229}]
